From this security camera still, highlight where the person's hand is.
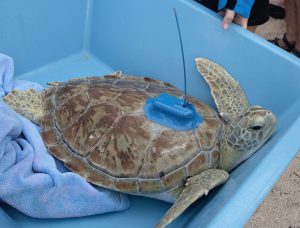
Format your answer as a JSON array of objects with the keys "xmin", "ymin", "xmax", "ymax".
[{"xmin": 221, "ymin": 9, "xmax": 249, "ymax": 29}]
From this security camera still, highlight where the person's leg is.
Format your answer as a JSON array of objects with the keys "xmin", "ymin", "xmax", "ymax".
[
  {"xmin": 269, "ymin": 0, "xmax": 285, "ymax": 20},
  {"xmin": 195, "ymin": 0, "xmax": 218, "ymax": 12},
  {"xmin": 276, "ymin": 0, "xmax": 297, "ymax": 49},
  {"xmin": 294, "ymin": 0, "xmax": 300, "ymax": 54},
  {"xmin": 248, "ymin": 26, "xmax": 257, "ymax": 33},
  {"xmin": 247, "ymin": 0, "xmax": 269, "ymax": 32},
  {"xmin": 270, "ymin": 0, "xmax": 284, "ymax": 7}
]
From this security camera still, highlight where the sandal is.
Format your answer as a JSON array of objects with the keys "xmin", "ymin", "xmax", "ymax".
[
  {"xmin": 292, "ymin": 48, "xmax": 300, "ymax": 58},
  {"xmin": 269, "ymin": 34, "xmax": 295, "ymax": 52}
]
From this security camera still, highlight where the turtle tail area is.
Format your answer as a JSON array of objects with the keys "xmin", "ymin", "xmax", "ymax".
[{"xmin": 3, "ymin": 89, "xmax": 43, "ymax": 125}]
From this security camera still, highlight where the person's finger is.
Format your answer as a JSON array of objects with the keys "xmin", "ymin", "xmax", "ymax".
[{"xmin": 222, "ymin": 9, "xmax": 235, "ymax": 29}]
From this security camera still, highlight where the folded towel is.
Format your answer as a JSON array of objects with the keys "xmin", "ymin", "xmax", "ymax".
[
  {"xmin": 0, "ymin": 53, "xmax": 130, "ymax": 218},
  {"xmin": 0, "ymin": 54, "xmax": 14, "ymax": 97}
]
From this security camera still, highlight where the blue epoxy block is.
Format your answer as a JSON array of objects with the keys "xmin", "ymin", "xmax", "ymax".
[{"xmin": 144, "ymin": 93, "xmax": 203, "ymax": 130}]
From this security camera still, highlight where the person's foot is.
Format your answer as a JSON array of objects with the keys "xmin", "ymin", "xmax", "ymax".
[{"xmin": 269, "ymin": 34, "xmax": 296, "ymax": 52}]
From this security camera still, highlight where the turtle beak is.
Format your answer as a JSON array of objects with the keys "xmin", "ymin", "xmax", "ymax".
[{"xmin": 264, "ymin": 111, "xmax": 277, "ymax": 140}]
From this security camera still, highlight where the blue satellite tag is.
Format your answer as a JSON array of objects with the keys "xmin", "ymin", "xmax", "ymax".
[{"xmin": 144, "ymin": 93, "xmax": 203, "ymax": 131}]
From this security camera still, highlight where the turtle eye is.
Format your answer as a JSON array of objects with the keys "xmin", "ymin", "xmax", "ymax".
[
  {"xmin": 248, "ymin": 116, "xmax": 265, "ymax": 131},
  {"xmin": 249, "ymin": 125, "xmax": 263, "ymax": 131}
]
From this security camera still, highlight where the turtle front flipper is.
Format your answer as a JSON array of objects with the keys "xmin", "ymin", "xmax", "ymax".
[
  {"xmin": 3, "ymin": 89, "xmax": 43, "ymax": 125},
  {"xmin": 195, "ymin": 58, "xmax": 249, "ymax": 121},
  {"xmin": 155, "ymin": 169, "xmax": 229, "ymax": 228}
]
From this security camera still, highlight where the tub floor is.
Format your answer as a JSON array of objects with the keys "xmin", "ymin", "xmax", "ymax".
[
  {"xmin": 1, "ymin": 195, "xmax": 174, "ymax": 228},
  {"xmin": 16, "ymin": 52, "xmax": 115, "ymax": 85}
]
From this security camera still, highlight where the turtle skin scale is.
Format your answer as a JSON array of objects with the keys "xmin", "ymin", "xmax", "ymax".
[{"xmin": 40, "ymin": 74, "xmax": 223, "ymax": 200}]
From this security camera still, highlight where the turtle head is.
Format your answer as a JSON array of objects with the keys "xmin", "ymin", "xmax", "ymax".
[
  {"xmin": 195, "ymin": 58, "xmax": 277, "ymax": 172},
  {"xmin": 220, "ymin": 106, "xmax": 277, "ymax": 171}
]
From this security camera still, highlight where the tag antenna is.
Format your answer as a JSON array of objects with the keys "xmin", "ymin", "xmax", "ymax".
[{"xmin": 173, "ymin": 8, "xmax": 187, "ymax": 107}]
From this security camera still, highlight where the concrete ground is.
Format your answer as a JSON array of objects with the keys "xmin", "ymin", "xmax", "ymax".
[{"xmin": 246, "ymin": 17, "xmax": 300, "ymax": 228}]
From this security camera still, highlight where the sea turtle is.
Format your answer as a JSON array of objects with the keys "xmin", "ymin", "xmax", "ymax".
[{"xmin": 3, "ymin": 58, "xmax": 276, "ymax": 227}]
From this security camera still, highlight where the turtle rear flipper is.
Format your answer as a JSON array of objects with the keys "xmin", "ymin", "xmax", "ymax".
[
  {"xmin": 155, "ymin": 169, "xmax": 229, "ymax": 228},
  {"xmin": 3, "ymin": 89, "xmax": 43, "ymax": 125}
]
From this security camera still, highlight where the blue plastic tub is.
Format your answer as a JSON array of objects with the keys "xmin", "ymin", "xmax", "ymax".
[{"xmin": 1, "ymin": 0, "xmax": 300, "ymax": 227}]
